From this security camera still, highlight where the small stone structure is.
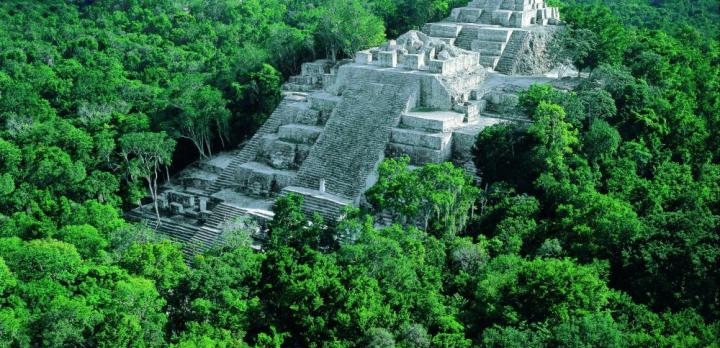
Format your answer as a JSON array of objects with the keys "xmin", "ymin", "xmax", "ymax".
[{"xmin": 127, "ymin": 0, "xmax": 569, "ymax": 253}]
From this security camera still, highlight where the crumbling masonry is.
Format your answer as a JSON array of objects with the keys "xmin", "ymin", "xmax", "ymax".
[{"xmin": 128, "ymin": 0, "xmax": 566, "ymax": 253}]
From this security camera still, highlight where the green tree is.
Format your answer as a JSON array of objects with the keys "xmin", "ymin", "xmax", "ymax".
[
  {"xmin": 316, "ymin": 0, "xmax": 386, "ymax": 61},
  {"xmin": 119, "ymin": 132, "xmax": 176, "ymax": 221},
  {"xmin": 166, "ymin": 74, "xmax": 231, "ymax": 158}
]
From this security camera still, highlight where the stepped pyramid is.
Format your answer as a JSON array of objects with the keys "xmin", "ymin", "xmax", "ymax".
[{"xmin": 128, "ymin": 1, "xmax": 564, "ymax": 251}]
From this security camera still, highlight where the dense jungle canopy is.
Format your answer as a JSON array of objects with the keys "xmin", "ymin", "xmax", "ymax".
[{"xmin": 0, "ymin": 0, "xmax": 718, "ymax": 346}]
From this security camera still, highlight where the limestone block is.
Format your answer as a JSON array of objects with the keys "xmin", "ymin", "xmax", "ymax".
[
  {"xmin": 511, "ymin": 11, "xmax": 528, "ymax": 27},
  {"xmin": 309, "ymin": 93, "xmax": 340, "ymax": 115},
  {"xmin": 492, "ymin": 10, "xmax": 513, "ymax": 26},
  {"xmin": 355, "ymin": 51, "xmax": 372, "ymax": 64},
  {"xmin": 167, "ymin": 191, "xmax": 195, "ymax": 209},
  {"xmin": 403, "ymin": 54, "xmax": 425, "ymax": 70},
  {"xmin": 458, "ymin": 8, "xmax": 483, "ymax": 22},
  {"xmin": 453, "ymin": 102, "xmax": 480, "ymax": 122},
  {"xmin": 295, "ymin": 144, "xmax": 311, "ymax": 166},
  {"xmin": 170, "ymin": 202, "xmax": 184, "ymax": 214},
  {"xmin": 397, "ymin": 51, "xmax": 407, "ymax": 66},
  {"xmin": 267, "ymin": 140, "xmax": 296, "ymax": 169},
  {"xmin": 428, "ymin": 59, "xmax": 445, "ymax": 74},
  {"xmin": 378, "ymin": 51, "xmax": 397, "ymax": 68},
  {"xmin": 451, "ymin": 130, "xmax": 480, "ymax": 160},
  {"xmin": 478, "ymin": 28, "xmax": 512, "ymax": 42},
  {"xmin": 236, "ymin": 166, "xmax": 273, "ymax": 196},
  {"xmin": 402, "ymin": 112, "xmax": 465, "ymax": 132},
  {"xmin": 485, "ymin": 92, "xmax": 519, "ymax": 114},
  {"xmin": 289, "ymin": 75, "xmax": 314, "ymax": 85},
  {"xmin": 199, "ymin": 197, "xmax": 208, "ymax": 213},
  {"xmin": 301, "ymin": 61, "xmax": 329, "ymax": 76},
  {"xmin": 391, "ymin": 128, "xmax": 451, "ymax": 150},
  {"xmin": 428, "ymin": 23, "xmax": 462, "ymax": 38},
  {"xmin": 278, "ymin": 124, "xmax": 322, "ymax": 144},
  {"xmin": 450, "ymin": 8, "xmax": 462, "ymax": 21},
  {"xmin": 274, "ymin": 171, "xmax": 295, "ymax": 191},
  {"xmin": 322, "ymin": 74, "xmax": 336, "ymax": 90},
  {"xmin": 295, "ymin": 108, "xmax": 320, "ymax": 125},
  {"xmin": 158, "ymin": 196, "xmax": 169, "ymax": 210},
  {"xmin": 386, "ymin": 142, "xmax": 451, "ymax": 165}
]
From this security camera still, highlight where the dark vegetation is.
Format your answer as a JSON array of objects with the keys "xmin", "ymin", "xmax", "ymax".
[{"xmin": 0, "ymin": 0, "xmax": 718, "ymax": 346}]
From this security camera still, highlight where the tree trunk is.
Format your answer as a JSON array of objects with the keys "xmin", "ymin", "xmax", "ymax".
[{"xmin": 147, "ymin": 177, "xmax": 161, "ymax": 225}]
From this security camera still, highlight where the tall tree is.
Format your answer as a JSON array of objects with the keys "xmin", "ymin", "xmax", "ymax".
[
  {"xmin": 119, "ymin": 132, "xmax": 176, "ymax": 222},
  {"xmin": 165, "ymin": 74, "xmax": 231, "ymax": 159},
  {"xmin": 315, "ymin": 0, "xmax": 386, "ymax": 61}
]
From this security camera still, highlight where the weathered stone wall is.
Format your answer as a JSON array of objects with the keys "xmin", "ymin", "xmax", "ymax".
[{"xmin": 330, "ymin": 64, "xmax": 484, "ymax": 110}]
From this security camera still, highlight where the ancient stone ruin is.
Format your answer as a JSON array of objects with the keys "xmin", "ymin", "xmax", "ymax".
[{"xmin": 128, "ymin": 0, "xmax": 566, "ymax": 253}]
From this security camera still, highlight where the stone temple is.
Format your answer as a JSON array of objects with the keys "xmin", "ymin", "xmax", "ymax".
[{"xmin": 128, "ymin": 0, "xmax": 568, "ymax": 253}]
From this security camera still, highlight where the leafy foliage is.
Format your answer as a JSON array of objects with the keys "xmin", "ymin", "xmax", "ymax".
[{"xmin": 1, "ymin": 0, "xmax": 719, "ymax": 346}]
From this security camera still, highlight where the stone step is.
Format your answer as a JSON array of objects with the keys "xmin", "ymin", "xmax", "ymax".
[
  {"xmin": 390, "ymin": 128, "xmax": 452, "ymax": 150},
  {"xmin": 401, "ymin": 111, "xmax": 465, "ymax": 132},
  {"xmin": 422, "ymin": 23, "xmax": 462, "ymax": 38},
  {"xmin": 282, "ymin": 186, "xmax": 352, "ymax": 223},
  {"xmin": 472, "ymin": 40, "xmax": 507, "ymax": 56},
  {"xmin": 480, "ymin": 55, "xmax": 500, "ymax": 69},
  {"xmin": 451, "ymin": 7, "xmax": 484, "ymax": 23},
  {"xmin": 127, "ymin": 209, "xmax": 200, "ymax": 243},
  {"xmin": 495, "ymin": 30, "xmax": 529, "ymax": 75},
  {"xmin": 277, "ymin": 124, "xmax": 323, "ymax": 144},
  {"xmin": 288, "ymin": 102, "xmax": 322, "ymax": 126},
  {"xmin": 477, "ymin": 9, "xmax": 494, "ymax": 24},
  {"xmin": 189, "ymin": 226, "xmax": 222, "ymax": 248},
  {"xmin": 476, "ymin": 28, "xmax": 512, "ymax": 42},
  {"xmin": 205, "ymin": 203, "xmax": 248, "ymax": 228},
  {"xmin": 256, "ymin": 134, "xmax": 310, "ymax": 170},
  {"xmin": 236, "ymin": 161, "xmax": 297, "ymax": 196},
  {"xmin": 308, "ymin": 92, "xmax": 341, "ymax": 114},
  {"xmin": 288, "ymin": 75, "xmax": 314, "ymax": 85},
  {"xmin": 386, "ymin": 142, "xmax": 452, "ymax": 166},
  {"xmin": 283, "ymin": 83, "xmax": 314, "ymax": 93},
  {"xmin": 454, "ymin": 27, "xmax": 479, "ymax": 50},
  {"xmin": 205, "ymin": 202, "xmax": 272, "ymax": 228},
  {"xmin": 157, "ymin": 219, "xmax": 200, "ymax": 244},
  {"xmin": 500, "ymin": 0, "xmax": 519, "ymax": 10},
  {"xmin": 431, "ymin": 37, "xmax": 457, "ymax": 46}
]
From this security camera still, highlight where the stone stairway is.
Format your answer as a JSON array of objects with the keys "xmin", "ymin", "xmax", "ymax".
[
  {"xmin": 127, "ymin": 209, "xmax": 201, "ymax": 245},
  {"xmin": 209, "ymin": 97, "xmax": 300, "ymax": 193},
  {"xmin": 187, "ymin": 226, "xmax": 221, "ymax": 250},
  {"xmin": 386, "ymin": 110, "xmax": 464, "ymax": 165},
  {"xmin": 455, "ymin": 27, "xmax": 482, "ymax": 50},
  {"xmin": 495, "ymin": 30, "xmax": 529, "ymax": 74},
  {"xmin": 209, "ymin": 91, "xmax": 339, "ymax": 195},
  {"xmin": 187, "ymin": 202, "xmax": 273, "ymax": 252},
  {"xmin": 282, "ymin": 186, "xmax": 352, "ymax": 223},
  {"xmin": 475, "ymin": 28, "xmax": 513, "ymax": 69},
  {"xmin": 204, "ymin": 202, "xmax": 256, "ymax": 229},
  {"xmin": 293, "ymin": 82, "xmax": 414, "ymax": 200},
  {"xmin": 454, "ymin": 26, "xmax": 513, "ymax": 70}
]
